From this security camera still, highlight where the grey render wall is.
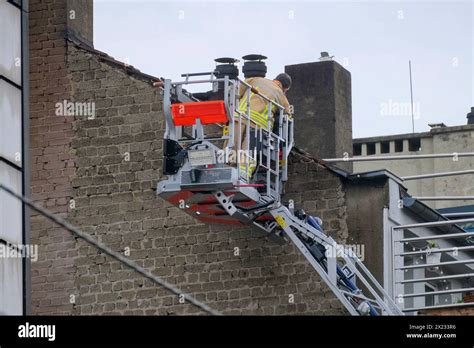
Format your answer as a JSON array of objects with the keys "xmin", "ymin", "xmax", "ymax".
[
  {"xmin": 66, "ymin": 0, "xmax": 93, "ymax": 46},
  {"xmin": 345, "ymin": 177, "xmax": 390, "ymax": 284},
  {"xmin": 27, "ymin": 41, "xmax": 355, "ymax": 315}
]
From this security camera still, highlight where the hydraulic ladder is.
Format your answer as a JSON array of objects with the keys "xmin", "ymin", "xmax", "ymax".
[{"xmin": 156, "ymin": 64, "xmax": 403, "ymax": 316}]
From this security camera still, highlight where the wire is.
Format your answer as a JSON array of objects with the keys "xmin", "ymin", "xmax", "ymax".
[{"xmin": 0, "ymin": 184, "xmax": 220, "ymax": 316}]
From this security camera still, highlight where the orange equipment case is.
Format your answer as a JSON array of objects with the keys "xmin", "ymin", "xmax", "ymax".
[{"xmin": 171, "ymin": 101, "xmax": 229, "ymax": 126}]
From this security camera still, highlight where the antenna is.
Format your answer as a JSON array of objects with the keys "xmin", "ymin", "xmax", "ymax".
[{"xmin": 409, "ymin": 60, "xmax": 415, "ymax": 133}]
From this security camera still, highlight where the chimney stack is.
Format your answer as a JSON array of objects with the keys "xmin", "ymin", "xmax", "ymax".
[
  {"xmin": 467, "ymin": 107, "xmax": 474, "ymax": 125},
  {"xmin": 66, "ymin": 0, "xmax": 94, "ymax": 46},
  {"xmin": 285, "ymin": 60, "xmax": 353, "ymax": 172}
]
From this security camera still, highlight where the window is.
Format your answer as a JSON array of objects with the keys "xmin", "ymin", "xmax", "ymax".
[
  {"xmin": 0, "ymin": 80, "xmax": 22, "ymax": 165},
  {"xmin": 395, "ymin": 139, "xmax": 403, "ymax": 152},
  {"xmin": 366, "ymin": 142, "xmax": 376, "ymax": 155},
  {"xmin": 0, "ymin": 0, "xmax": 22, "ymax": 85},
  {"xmin": 0, "ymin": 161, "xmax": 23, "ymax": 314},
  {"xmin": 0, "ymin": 0, "xmax": 25, "ymax": 315},
  {"xmin": 380, "ymin": 141, "xmax": 390, "ymax": 154},
  {"xmin": 353, "ymin": 143, "xmax": 362, "ymax": 156},
  {"xmin": 409, "ymin": 138, "xmax": 421, "ymax": 152},
  {"xmin": 0, "ymin": 161, "xmax": 22, "ymax": 244}
]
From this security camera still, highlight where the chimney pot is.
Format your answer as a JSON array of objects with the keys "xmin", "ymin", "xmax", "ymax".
[{"xmin": 467, "ymin": 107, "xmax": 474, "ymax": 125}]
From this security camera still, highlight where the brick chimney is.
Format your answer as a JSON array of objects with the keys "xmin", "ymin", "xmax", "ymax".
[
  {"xmin": 285, "ymin": 60, "xmax": 353, "ymax": 172},
  {"xmin": 467, "ymin": 107, "xmax": 474, "ymax": 125}
]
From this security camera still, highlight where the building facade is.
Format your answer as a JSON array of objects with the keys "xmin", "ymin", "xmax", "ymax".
[
  {"xmin": 25, "ymin": 0, "xmax": 357, "ymax": 315},
  {"xmin": 0, "ymin": 0, "xmax": 29, "ymax": 315},
  {"xmin": 1, "ymin": 0, "xmax": 471, "ymax": 316},
  {"xmin": 353, "ymin": 122, "xmax": 474, "ymax": 211}
]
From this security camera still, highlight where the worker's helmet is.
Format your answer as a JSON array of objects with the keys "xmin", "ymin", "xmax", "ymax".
[{"xmin": 275, "ymin": 73, "xmax": 292, "ymax": 90}]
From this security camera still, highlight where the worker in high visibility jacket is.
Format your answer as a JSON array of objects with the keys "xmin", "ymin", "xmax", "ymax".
[
  {"xmin": 238, "ymin": 73, "xmax": 292, "ymax": 130},
  {"xmin": 229, "ymin": 73, "xmax": 293, "ymax": 179}
]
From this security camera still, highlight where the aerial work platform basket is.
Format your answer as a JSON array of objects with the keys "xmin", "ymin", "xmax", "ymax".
[{"xmin": 158, "ymin": 71, "xmax": 294, "ymax": 230}]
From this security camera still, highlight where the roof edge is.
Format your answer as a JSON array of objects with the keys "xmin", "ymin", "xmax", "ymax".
[
  {"xmin": 290, "ymin": 147, "xmax": 351, "ymax": 178},
  {"xmin": 65, "ymin": 29, "xmax": 163, "ymax": 85}
]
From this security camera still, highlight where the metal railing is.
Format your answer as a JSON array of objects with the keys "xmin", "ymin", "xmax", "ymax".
[
  {"xmin": 413, "ymin": 196, "xmax": 474, "ymax": 201},
  {"xmin": 391, "ymin": 218, "xmax": 474, "ymax": 313},
  {"xmin": 323, "ymin": 132, "xmax": 474, "ymax": 313},
  {"xmin": 402, "ymin": 169, "xmax": 474, "ymax": 181},
  {"xmin": 323, "ymin": 152, "xmax": 474, "ymax": 162},
  {"xmin": 229, "ymin": 78, "xmax": 294, "ymax": 198}
]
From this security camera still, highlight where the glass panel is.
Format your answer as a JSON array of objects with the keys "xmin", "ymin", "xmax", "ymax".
[
  {"xmin": 0, "ymin": 161, "xmax": 22, "ymax": 245},
  {"xmin": 0, "ymin": 0, "xmax": 22, "ymax": 85},
  {"xmin": 0, "ymin": 80, "xmax": 22, "ymax": 165},
  {"xmin": 0, "ymin": 255, "xmax": 22, "ymax": 315}
]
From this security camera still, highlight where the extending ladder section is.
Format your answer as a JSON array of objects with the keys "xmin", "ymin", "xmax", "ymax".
[
  {"xmin": 269, "ymin": 205, "xmax": 402, "ymax": 315},
  {"xmin": 156, "ymin": 63, "xmax": 403, "ymax": 315}
]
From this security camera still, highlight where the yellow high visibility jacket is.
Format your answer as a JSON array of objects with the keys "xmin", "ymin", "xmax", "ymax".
[{"xmin": 238, "ymin": 77, "xmax": 292, "ymax": 129}]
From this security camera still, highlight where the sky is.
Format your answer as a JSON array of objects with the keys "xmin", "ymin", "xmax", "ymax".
[{"xmin": 94, "ymin": 0, "xmax": 474, "ymax": 138}]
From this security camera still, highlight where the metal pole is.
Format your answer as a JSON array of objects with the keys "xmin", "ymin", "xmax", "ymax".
[
  {"xmin": 397, "ymin": 245, "xmax": 474, "ymax": 256},
  {"xmin": 409, "ymin": 60, "xmax": 415, "ymax": 133},
  {"xmin": 396, "ymin": 259, "xmax": 474, "ymax": 270},
  {"xmin": 180, "ymin": 71, "xmax": 216, "ymax": 78},
  {"xmin": 402, "ymin": 301, "xmax": 474, "ymax": 313},
  {"xmin": 163, "ymin": 79, "xmax": 175, "ymax": 140},
  {"xmin": 393, "ymin": 217, "xmax": 474, "ymax": 229},
  {"xmin": 275, "ymin": 137, "xmax": 280, "ymax": 196},
  {"xmin": 227, "ymin": 79, "xmax": 236, "ymax": 149},
  {"xmin": 245, "ymin": 85, "xmax": 251, "ymax": 180},
  {"xmin": 443, "ymin": 212, "xmax": 474, "ymax": 218},
  {"xmin": 401, "ymin": 287, "xmax": 474, "ymax": 298},
  {"xmin": 397, "ymin": 273, "xmax": 474, "ymax": 284},
  {"xmin": 323, "ymin": 152, "xmax": 474, "ymax": 162},
  {"xmin": 402, "ymin": 169, "xmax": 474, "ymax": 181},
  {"xmin": 266, "ymin": 102, "xmax": 272, "ymax": 196},
  {"xmin": 283, "ymin": 114, "xmax": 289, "ymax": 181},
  {"xmin": 399, "ymin": 232, "xmax": 474, "ymax": 242},
  {"xmin": 173, "ymin": 78, "xmax": 226, "ymax": 85},
  {"xmin": 413, "ymin": 196, "xmax": 474, "ymax": 201}
]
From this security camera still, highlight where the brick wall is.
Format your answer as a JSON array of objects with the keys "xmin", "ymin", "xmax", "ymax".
[
  {"xmin": 29, "ymin": 0, "xmax": 352, "ymax": 315},
  {"xmin": 29, "ymin": 0, "xmax": 77, "ymax": 314},
  {"xmin": 64, "ymin": 44, "xmax": 350, "ymax": 315}
]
